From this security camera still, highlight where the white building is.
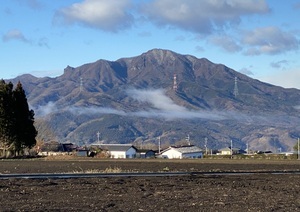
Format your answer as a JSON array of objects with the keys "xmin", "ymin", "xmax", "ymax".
[
  {"xmin": 96, "ymin": 144, "xmax": 137, "ymax": 159},
  {"xmin": 160, "ymin": 145, "xmax": 203, "ymax": 159}
]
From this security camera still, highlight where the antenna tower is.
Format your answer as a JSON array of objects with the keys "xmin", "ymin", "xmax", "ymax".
[
  {"xmin": 233, "ymin": 77, "xmax": 239, "ymax": 98},
  {"xmin": 173, "ymin": 74, "xmax": 178, "ymax": 91}
]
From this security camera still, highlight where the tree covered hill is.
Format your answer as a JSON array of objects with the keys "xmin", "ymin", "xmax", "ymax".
[{"xmin": 8, "ymin": 49, "xmax": 300, "ymax": 151}]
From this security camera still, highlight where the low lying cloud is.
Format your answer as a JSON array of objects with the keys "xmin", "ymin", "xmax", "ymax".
[
  {"xmin": 34, "ymin": 89, "xmax": 300, "ymax": 125},
  {"xmin": 34, "ymin": 101, "xmax": 58, "ymax": 117},
  {"xmin": 68, "ymin": 106, "xmax": 126, "ymax": 116},
  {"xmin": 126, "ymin": 88, "xmax": 186, "ymax": 112},
  {"xmin": 34, "ymin": 89, "xmax": 227, "ymax": 121},
  {"xmin": 54, "ymin": 0, "xmax": 134, "ymax": 32},
  {"xmin": 126, "ymin": 88, "xmax": 228, "ymax": 120}
]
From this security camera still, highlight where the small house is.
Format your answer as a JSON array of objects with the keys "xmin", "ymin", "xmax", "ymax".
[
  {"xmin": 160, "ymin": 145, "xmax": 203, "ymax": 159},
  {"xmin": 96, "ymin": 144, "xmax": 137, "ymax": 159}
]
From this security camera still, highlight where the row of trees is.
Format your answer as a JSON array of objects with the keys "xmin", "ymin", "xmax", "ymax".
[{"xmin": 0, "ymin": 80, "xmax": 37, "ymax": 157}]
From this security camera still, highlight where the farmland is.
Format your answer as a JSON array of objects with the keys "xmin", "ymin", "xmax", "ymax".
[{"xmin": 1, "ymin": 158, "xmax": 300, "ymax": 211}]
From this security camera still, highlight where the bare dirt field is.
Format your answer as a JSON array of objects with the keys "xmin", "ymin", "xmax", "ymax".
[{"xmin": 1, "ymin": 158, "xmax": 300, "ymax": 211}]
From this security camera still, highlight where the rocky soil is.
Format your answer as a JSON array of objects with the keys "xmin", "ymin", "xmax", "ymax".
[{"xmin": 0, "ymin": 158, "xmax": 300, "ymax": 211}]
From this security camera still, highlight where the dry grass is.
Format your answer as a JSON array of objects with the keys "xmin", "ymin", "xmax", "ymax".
[{"xmin": 70, "ymin": 166, "xmax": 123, "ymax": 174}]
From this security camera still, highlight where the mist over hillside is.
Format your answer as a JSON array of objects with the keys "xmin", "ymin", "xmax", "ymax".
[{"xmin": 9, "ymin": 49, "xmax": 300, "ymax": 151}]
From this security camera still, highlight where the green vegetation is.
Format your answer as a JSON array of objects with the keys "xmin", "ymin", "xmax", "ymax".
[{"xmin": 0, "ymin": 80, "xmax": 37, "ymax": 157}]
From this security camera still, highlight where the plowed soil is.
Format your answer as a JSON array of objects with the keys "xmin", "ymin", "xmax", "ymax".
[{"xmin": 1, "ymin": 158, "xmax": 300, "ymax": 211}]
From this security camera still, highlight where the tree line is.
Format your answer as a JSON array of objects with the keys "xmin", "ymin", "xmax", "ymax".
[{"xmin": 0, "ymin": 80, "xmax": 37, "ymax": 157}]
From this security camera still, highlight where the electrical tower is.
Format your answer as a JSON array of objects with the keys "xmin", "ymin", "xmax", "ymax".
[
  {"xmin": 233, "ymin": 76, "xmax": 239, "ymax": 98},
  {"xmin": 80, "ymin": 77, "xmax": 83, "ymax": 92},
  {"xmin": 173, "ymin": 74, "xmax": 178, "ymax": 91}
]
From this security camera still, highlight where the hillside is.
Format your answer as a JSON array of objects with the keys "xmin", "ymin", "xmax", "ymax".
[{"xmin": 9, "ymin": 49, "xmax": 300, "ymax": 151}]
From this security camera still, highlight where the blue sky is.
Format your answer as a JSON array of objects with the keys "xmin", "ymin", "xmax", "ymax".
[{"xmin": 1, "ymin": 0, "xmax": 300, "ymax": 89}]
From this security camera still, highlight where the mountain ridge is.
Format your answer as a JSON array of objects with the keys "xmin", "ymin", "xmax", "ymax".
[{"xmin": 7, "ymin": 49, "xmax": 300, "ymax": 151}]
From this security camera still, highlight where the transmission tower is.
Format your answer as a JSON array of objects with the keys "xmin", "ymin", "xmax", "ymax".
[
  {"xmin": 80, "ymin": 77, "xmax": 83, "ymax": 92},
  {"xmin": 233, "ymin": 77, "xmax": 239, "ymax": 98},
  {"xmin": 173, "ymin": 74, "xmax": 178, "ymax": 91}
]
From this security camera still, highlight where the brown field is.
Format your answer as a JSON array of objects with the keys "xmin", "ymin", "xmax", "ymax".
[{"xmin": 1, "ymin": 158, "xmax": 300, "ymax": 211}]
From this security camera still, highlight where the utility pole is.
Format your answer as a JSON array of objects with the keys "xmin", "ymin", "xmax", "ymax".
[
  {"xmin": 298, "ymin": 138, "xmax": 300, "ymax": 160},
  {"xmin": 186, "ymin": 134, "xmax": 190, "ymax": 145},
  {"xmin": 97, "ymin": 131, "xmax": 100, "ymax": 143},
  {"xmin": 204, "ymin": 137, "xmax": 208, "ymax": 155},
  {"xmin": 158, "ymin": 136, "xmax": 161, "ymax": 154},
  {"xmin": 230, "ymin": 139, "xmax": 233, "ymax": 158},
  {"xmin": 246, "ymin": 141, "xmax": 249, "ymax": 154}
]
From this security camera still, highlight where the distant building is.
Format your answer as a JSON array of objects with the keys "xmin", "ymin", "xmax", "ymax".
[
  {"xmin": 160, "ymin": 145, "xmax": 203, "ymax": 159},
  {"xmin": 94, "ymin": 144, "xmax": 137, "ymax": 159},
  {"xmin": 136, "ymin": 149, "xmax": 156, "ymax": 158},
  {"xmin": 218, "ymin": 147, "xmax": 246, "ymax": 155}
]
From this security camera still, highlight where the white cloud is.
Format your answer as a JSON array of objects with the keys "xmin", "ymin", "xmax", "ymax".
[
  {"xmin": 140, "ymin": 0, "xmax": 269, "ymax": 34},
  {"xmin": 2, "ymin": 29, "xmax": 29, "ymax": 43},
  {"xmin": 55, "ymin": 0, "xmax": 134, "ymax": 32},
  {"xmin": 242, "ymin": 27, "xmax": 299, "ymax": 55},
  {"xmin": 34, "ymin": 101, "xmax": 58, "ymax": 117},
  {"xmin": 69, "ymin": 106, "xmax": 126, "ymax": 116},
  {"xmin": 210, "ymin": 35, "xmax": 242, "ymax": 52},
  {"xmin": 126, "ymin": 88, "xmax": 186, "ymax": 112},
  {"xmin": 34, "ymin": 89, "xmax": 300, "ymax": 127},
  {"xmin": 125, "ymin": 88, "xmax": 237, "ymax": 120}
]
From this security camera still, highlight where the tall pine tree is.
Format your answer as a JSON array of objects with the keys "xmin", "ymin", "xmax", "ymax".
[
  {"xmin": 0, "ymin": 80, "xmax": 37, "ymax": 157},
  {"xmin": 0, "ymin": 80, "xmax": 16, "ymax": 155},
  {"xmin": 13, "ymin": 82, "xmax": 37, "ymax": 152}
]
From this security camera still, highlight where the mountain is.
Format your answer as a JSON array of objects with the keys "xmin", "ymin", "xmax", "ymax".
[{"xmin": 8, "ymin": 49, "xmax": 300, "ymax": 151}]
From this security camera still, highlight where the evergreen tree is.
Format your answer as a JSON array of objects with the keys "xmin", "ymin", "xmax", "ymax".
[
  {"xmin": 0, "ymin": 80, "xmax": 16, "ymax": 154},
  {"xmin": 0, "ymin": 80, "xmax": 37, "ymax": 156},
  {"xmin": 13, "ymin": 81, "xmax": 37, "ymax": 151}
]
